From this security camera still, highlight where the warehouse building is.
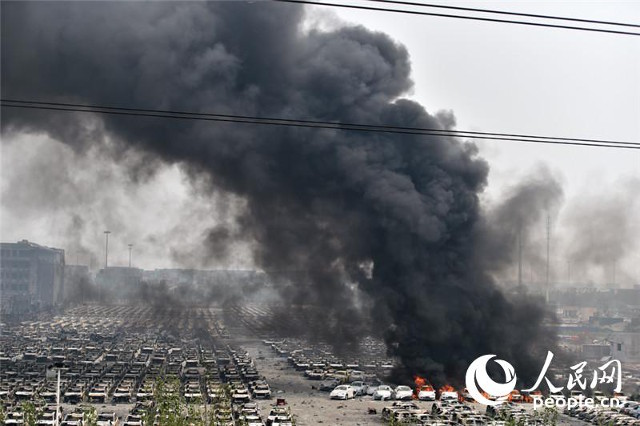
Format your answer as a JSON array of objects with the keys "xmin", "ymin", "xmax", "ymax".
[{"xmin": 0, "ymin": 240, "xmax": 65, "ymax": 315}]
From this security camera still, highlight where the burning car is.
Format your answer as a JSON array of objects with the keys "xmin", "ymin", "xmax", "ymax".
[
  {"xmin": 507, "ymin": 389, "xmax": 523, "ymax": 403},
  {"xmin": 439, "ymin": 385, "xmax": 459, "ymax": 401},
  {"xmin": 418, "ymin": 384, "xmax": 437, "ymax": 401}
]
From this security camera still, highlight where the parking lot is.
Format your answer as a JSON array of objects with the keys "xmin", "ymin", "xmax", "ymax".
[
  {"xmin": 0, "ymin": 305, "xmax": 291, "ymax": 425},
  {"xmin": 238, "ymin": 337, "xmax": 595, "ymax": 426},
  {"xmin": 0, "ymin": 303, "xmax": 619, "ymax": 425}
]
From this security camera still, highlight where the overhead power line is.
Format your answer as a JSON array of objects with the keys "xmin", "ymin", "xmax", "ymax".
[
  {"xmin": 273, "ymin": 0, "xmax": 640, "ymax": 37},
  {"xmin": 4, "ymin": 99, "xmax": 638, "ymax": 146},
  {"xmin": 1, "ymin": 99, "xmax": 639, "ymax": 150},
  {"xmin": 368, "ymin": 0, "xmax": 640, "ymax": 29}
]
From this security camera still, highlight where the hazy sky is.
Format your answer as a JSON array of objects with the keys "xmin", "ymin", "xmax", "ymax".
[
  {"xmin": 1, "ymin": 1, "xmax": 638, "ymax": 285},
  {"xmin": 308, "ymin": 1, "xmax": 640, "ymax": 286},
  {"xmin": 309, "ymin": 1, "xmax": 640, "ymax": 200}
]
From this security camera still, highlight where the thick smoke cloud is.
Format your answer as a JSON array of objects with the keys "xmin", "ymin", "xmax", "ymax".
[{"xmin": 1, "ymin": 2, "xmax": 553, "ymax": 384}]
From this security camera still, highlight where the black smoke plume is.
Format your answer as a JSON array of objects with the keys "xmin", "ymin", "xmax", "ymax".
[{"xmin": 1, "ymin": 1, "xmax": 554, "ymax": 384}]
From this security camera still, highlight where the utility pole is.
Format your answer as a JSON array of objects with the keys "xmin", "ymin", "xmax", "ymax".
[
  {"xmin": 46, "ymin": 363, "xmax": 62, "ymax": 426},
  {"xmin": 128, "ymin": 244, "xmax": 133, "ymax": 268},
  {"xmin": 56, "ymin": 368, "xmax": 60, "ymax": 426},
  {"xmin": 104, "ymin": 230, "xmax": 111, "ymax": 268}
]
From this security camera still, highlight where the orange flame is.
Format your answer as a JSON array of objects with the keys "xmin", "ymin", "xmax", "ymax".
[
  {"xmin": 413, "ymin": 375, "xmax": 429, "ymax": 399},
  {"xmin": 439, "ymin": 384, "xmax": 455, "ymax": 393}
]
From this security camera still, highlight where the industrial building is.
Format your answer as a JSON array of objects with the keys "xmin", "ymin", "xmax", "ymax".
[
  {"xmin": 0, "ymin": 240, "xmax": 65, "ymax": 316},
  {"xmin": 95, "ymin": 266, "xmax": 143, "ymax": 289}
]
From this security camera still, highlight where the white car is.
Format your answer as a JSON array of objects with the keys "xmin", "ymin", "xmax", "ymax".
[
  {"xmin": 394, "ymin": 385, "xmax": 414, "ymax": 400},
  {"xmin": 350, "ymin": 381, "xmax": 367, "ymax": 396},
  {"xmin": 373, "ymin": 385, "xmax": 394, "ymax": 401},
  {"xmin": 330, "ymin": 384, "xmax": 355, "ymax": 400},
  {"xmin": 440, "ymin": 390, "xmax": 459, "ymax": 401},
  {"xmin": 418, "ymin": 385, "xmax": 436, "ymax": 401}
]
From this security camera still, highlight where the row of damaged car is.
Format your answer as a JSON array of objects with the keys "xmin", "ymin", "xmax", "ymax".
[
  {"xmin": 565, "ymin": 400, "xmax": 640, "ymax": 426},
  {"xmin": 265, "ymin": 336, "xmax": 394, "ymax": 377},
  {"xmin": 0, "ymin": 304, "xmax": 294, "ymax": 425},
  {"xmin": 381, "ymin": 400, "xmax": 498, "ymax": 426}
]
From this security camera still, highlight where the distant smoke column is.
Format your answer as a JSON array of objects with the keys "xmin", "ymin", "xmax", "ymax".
[
  {"xmin": 545, "ymin": 213, "xmax": 550, "ymax": 303},
  {"xmin": 518, "ymin": 227, "xmax": 523, "ymax": 287}
]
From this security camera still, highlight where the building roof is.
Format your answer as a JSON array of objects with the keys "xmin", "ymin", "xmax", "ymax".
[{"xmin": 1, "ymin": 240, "xmax": 64, "ymax": 254}]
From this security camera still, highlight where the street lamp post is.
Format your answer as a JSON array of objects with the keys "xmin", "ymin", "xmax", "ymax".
[
  {"xmin": 104, "ymin": 230, "xmax": 111, "ymax": 268},
  {"xmin": 56, "ymin": 368, "xmax": 60, "ymax": 426},
  {"xmin": 46, "ymin": 362, "xmax": 63, "ymax": 426},
  {"xmin": 128, "ymin": 243, "xmax": 133, "ymax": 268}
]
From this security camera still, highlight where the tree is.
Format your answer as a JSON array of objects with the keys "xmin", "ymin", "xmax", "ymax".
[
  {"xmin": 22, "ymin": 402, "xmax": 40, "ymax": 426},
  {"xmin": 83, "ymin": 406, "xmax": 99, "ymax": 426}
]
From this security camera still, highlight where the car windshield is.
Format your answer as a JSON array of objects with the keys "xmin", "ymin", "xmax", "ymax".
[
  {"xmin": 397, "ymin": 386, "xmax": 411, "ymax": 391},
  {"xmin": 335, "ymin": 385, "xmax": 348, "ymax": 390}
]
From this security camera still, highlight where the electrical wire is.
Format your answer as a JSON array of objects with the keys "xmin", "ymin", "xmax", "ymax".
[
  {"xmin": 2, "ymin": 99, "xmax": 639, "ymax": 150},
  {"xmin": 272, "ymin": 0, "xmax": 640, "ymax": 37},
  {"xmin": 367, "ymin": 0, "xmax": 640, "ymax": 29}
]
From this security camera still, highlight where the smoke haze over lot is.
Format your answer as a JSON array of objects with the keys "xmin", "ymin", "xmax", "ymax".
[{"xmin": 1, "ymin": 1, "xmax": 637, "ymax": 384}]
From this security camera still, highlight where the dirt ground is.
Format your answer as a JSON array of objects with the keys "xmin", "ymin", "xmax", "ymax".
[
  {"xmin": 239, "ymin": 338, "xmax": 394, "ymax": 425},
  {"xmin": 50, "ymin": 336, "xmax": 590, "ymax": 426},
  {"xmin": 236, "ymin": 338, "xmax": 587, "ymax": 426}
]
